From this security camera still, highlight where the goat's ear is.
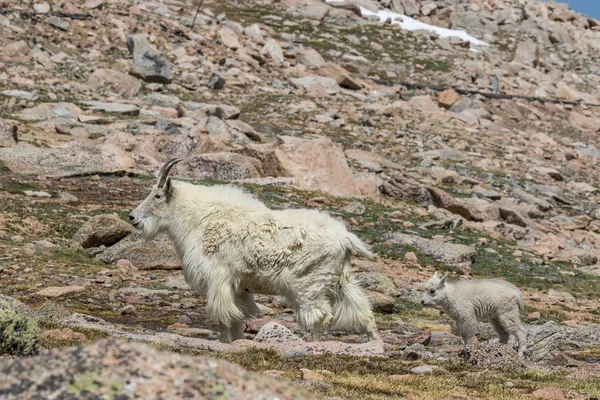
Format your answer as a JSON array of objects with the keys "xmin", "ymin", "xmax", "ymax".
[
  {"xmin": 439, "ymin": 272, "xmax": 449, "ymax": 287},
  {"xmin": 165, "ymin": 177, "xmax": 174, "ymax": 197}
]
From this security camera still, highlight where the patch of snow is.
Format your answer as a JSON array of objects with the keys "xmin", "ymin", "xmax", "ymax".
[{"xmin": 360, "ymin": 7, "xmax": 489, "ymax": 48}]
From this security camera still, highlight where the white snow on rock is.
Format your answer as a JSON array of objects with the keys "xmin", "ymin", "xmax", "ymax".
[{"xmin": 359, "ymin": 7, "xmax": 489, "ymax": 48}]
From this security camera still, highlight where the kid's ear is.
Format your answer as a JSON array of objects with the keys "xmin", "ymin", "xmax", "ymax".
[{"xmin": 439, "ymin": 272, "xmax": 449, "ymax": 287}]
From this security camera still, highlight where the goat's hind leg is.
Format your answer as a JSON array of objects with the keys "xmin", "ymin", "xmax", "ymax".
[{"xmin": 227, "ymin": 291, "xmax": 261, "ymax": 342}]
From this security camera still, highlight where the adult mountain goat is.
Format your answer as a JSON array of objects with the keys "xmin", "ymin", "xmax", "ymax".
[
  {"xmin": 421, "ymin": 272, "xmax": 527, "ymax": 355},
  {"xmin": 129, "ymin": 159, "xmax": 380, "ymax": 343}
]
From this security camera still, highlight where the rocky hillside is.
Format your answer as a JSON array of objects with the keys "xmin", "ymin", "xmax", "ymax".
[{"xmin": 0, "ymin": 0, "xmax": 599, "ymax": 399}]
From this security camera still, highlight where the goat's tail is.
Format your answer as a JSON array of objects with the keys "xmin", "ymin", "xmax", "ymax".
[
  {"xmin": 331, "ymin": 252, "xmax": 380, "ymax": 340},
  {"xmin": 347, "ymin": 233, "xmax": 375, "ymax": 259},
  {"xmin": 517, "ymin": 291, "xmax": 525, "ymax": 314}
]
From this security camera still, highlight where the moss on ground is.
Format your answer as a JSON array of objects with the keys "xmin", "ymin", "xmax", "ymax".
[{"xmin": 0, "ymin": 299, "xmax": 41, "ymax": 356}]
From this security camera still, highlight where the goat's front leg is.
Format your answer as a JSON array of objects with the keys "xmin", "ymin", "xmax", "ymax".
[
  {"xmin": 457, "ymin": 314, "xmax": 478, "ymax": 350},
  {"xmin": 206, "ymin": 279, "xmax": 244, "ymax": 343}
]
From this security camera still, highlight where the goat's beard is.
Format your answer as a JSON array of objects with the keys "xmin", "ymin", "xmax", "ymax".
[{"xmin": 137, "ymin": 217, "xmax": 162, "ymax": 241}]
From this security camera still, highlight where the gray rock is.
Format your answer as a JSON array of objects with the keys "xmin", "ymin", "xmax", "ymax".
[
  {"xmin": 410, "ymin": 365, "xmax": 444, "ymax": 375},
  {"xmin": 253, "ymin": 322, "xmax": 303, "ymax": 344},
  {"xmin": 380, "ymin": 177, "xmax": 432, "ymax": 205},
  {"xmin": 1, "ymin": 90, "xmax": 39, "ymax": 101},
  {"xmin": 244, "ymin": 24, "xmax": 262, "ymax": 37},
  {"xmin": 514, "ymin": 39, "xmax": 539, "ymax": 66},
  {"xmin": 296, "ymin": 49, "xmax": 326, "ymax": 70},
  {"xmin": 88, "ymin": 69, "xmax": 143, "ymax": 98},
  {"xmin": 96, "ymin": 232, "xmax": 180, "ymax": 270},
  {"xmin": 46, "ymin": 16, "xmax": 70, "ymax": 31},
  {"xmin": 80, "ymin": 101, "xmax": 140, "ymax": 116},
  {"xmin": 71, "ymin": 213, "xmax": 133, "ymax": 249},
  {"xmin": 0, "ymin": 118, "xmax": 17, "ymax": 148},
  {"xmin": 261, "ymin": 39, "xmax": 284, "ymax": 64},
  {"xmin": 290, "ymin": 76, "xmax": 341, "ymax": 95},
  {"xmin": 383, "ymin": 232, "xmax": 476, "ymax": 265},
  {"xmin": 127, "ymin": 34, "xmax": 172, "ymax": 84},
  {"xmin": 208, "ymin": 73, "xmax": 226, "ymax": 90},
  {"xmin": 0, "ymin": 141, "xmax": 135, "ymax": 176},
  {"xmin": 526, "ymin": 321, "xmax": 564, "ymax": 362},
  {"xmin": 403, "ymin": 343, "xmax": 433, "ymax": 360},
  {"xmin": 0, "ymin": 339, "xmax": 318, "ymax": 399},
  {"xmin": 17, "ymin": 103, "xmax": 82, "ymax": 121},
  {"xmin": 449, "ymin": 98, "xmax": 475, "ymax": 113},
  {"xmin": 177, "ymin": 153, "xmax": 263, "ymax": 181},
  {"xmin": 340, "ymin": 202, "xmax": 366, "ymax": 215}
]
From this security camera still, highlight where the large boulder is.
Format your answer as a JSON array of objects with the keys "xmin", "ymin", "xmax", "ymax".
[
  {"xmin": 17, "ymin": 103, "xmax": 82, "ymax": 121},
  {"xmin": 383, "ymin": 232, "xmax": 476, "ymax": 265},
  {"xmin": 0, "ymin": 142, "xmax": 136, "ymax": 176},
  {"xmin": 242, "ymin": 136, "xmax": 375, "ymax": 198},
  {"xmin": 0, "ymin": 339, "xmax": 321, "ymax": 399},
  {"xmin": 71, "ymin": 213, "xmax": 133, "ymax": 249},
  {"xmin": 176, "ymin": 153, "xmax": 264, "ymax": 181},
  {"xmin": 127, "ymin": 34, "xmax": 173, "ymax": 84},
  {"xmin": 97, "ymin": 233, "xmax": 181, "ymax": 270}
]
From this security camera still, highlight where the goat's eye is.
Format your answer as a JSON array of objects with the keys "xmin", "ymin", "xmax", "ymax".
[
  {"xmin": 155, "ymin": 194, "xmax": 161, "ymax": 199},
  {"xmin": 429, "ymin": 289, "xmax": 436, "ymax": 295}
]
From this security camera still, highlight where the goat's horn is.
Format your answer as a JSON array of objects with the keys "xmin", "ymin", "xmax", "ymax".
[{"xmin": 157, "ymin": 158, "xmax": 182, "ymax": 188}]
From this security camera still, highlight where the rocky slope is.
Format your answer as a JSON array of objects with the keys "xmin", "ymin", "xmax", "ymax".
[{"xmin": 0, "ymin": 0, "xmax": 600, "ymax": 399}]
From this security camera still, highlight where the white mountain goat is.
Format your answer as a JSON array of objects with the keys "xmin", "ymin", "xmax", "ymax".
[
  {"xmin": 421, "ymin": 272, "xmax": 527, "ymax": 355},
  {"xmin": 129, "ymin": 159, "xmax": 380, "ymax": 343}
]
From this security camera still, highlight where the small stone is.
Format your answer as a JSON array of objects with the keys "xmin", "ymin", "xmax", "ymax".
[
  {"xmin": 252, "ymin": 322, "xmax": 303, "ymax": 344},
  {"xmin": 244, "ymin": 24, "xmax": 262, "ymax": 37},
  {"xmin": 218, "ymin": 27, "xmax": 241, "ymax": 49},
  {"xmin": 41, "ymin": 328, "xmax": 87, "ymax": 347},
  {"xmin": 207, "ymin": 73, "xmax": 225, "ymax": 90},
  {"xmin": 80, "ymin": 101, "xmax": 140, "ymax": 116},
  {"xmin": 119, "ymin": 305, "xmax": 137, "ymax": 315},
  {"xmin": 404, "ymin": 252, "xmax": 418, "ymax": 262},
  {"xmin": 46, "ymin": 17, "xmax": 70, "ymax": 31},
  {"xmin": 33, "ymin": 286, "xmax": 85, "ymax": 298},
  {"xmin": 531, "ymin": 387, "xmax": 565, "ymax": 400},
  {"xmin": 438, "ymin": 89, "xmax": 460, "ymax": 108},
  {"xmin": 58, "ymin": 191, "xmax": 79, "ymax": 202},
  {"xmin": 410, "ymin": 365, "xmax": 444, "ymax": 375},
  {"xmin": 300, "ymin": 369, "xmax": 326, "ymax": 381},
  {"xmin": 34, "ymin": 2, "xmax": 50, "ymax": 13},
  {"xmin": 23, "ymin": 190, "xmax": 52, "ymax": 198},
  {"xmin": 528, "ymin": 312, "xmax": 541, "ymax": 320}
]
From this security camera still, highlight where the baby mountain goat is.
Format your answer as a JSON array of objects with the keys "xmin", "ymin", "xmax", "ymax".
[
  {"xmin": 421, "ymin": 272, "xmax": 527, "ymax": 355},
  {"xmin": 129, "ymin": 159, "xmax": 380, "ymax": 343}
]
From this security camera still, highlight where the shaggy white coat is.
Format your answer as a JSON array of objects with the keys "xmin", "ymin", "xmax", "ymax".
[
  {"xmin": 130, "ymin": 180, "xmax": 379, "ymax": 343},
  {"xmin": 421, "ymin": 273, "xmax": 526, "ymax": 355}
]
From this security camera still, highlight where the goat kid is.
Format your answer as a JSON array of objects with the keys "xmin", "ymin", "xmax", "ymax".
[{"xmin": 421, "ymin": 272, "xmax": 527, "ymax": 355}]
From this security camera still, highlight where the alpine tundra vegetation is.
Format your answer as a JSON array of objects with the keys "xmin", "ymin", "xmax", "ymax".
[{"xmin": 0, "ymin": 0, "xmax": 600, "ymax": 398}]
